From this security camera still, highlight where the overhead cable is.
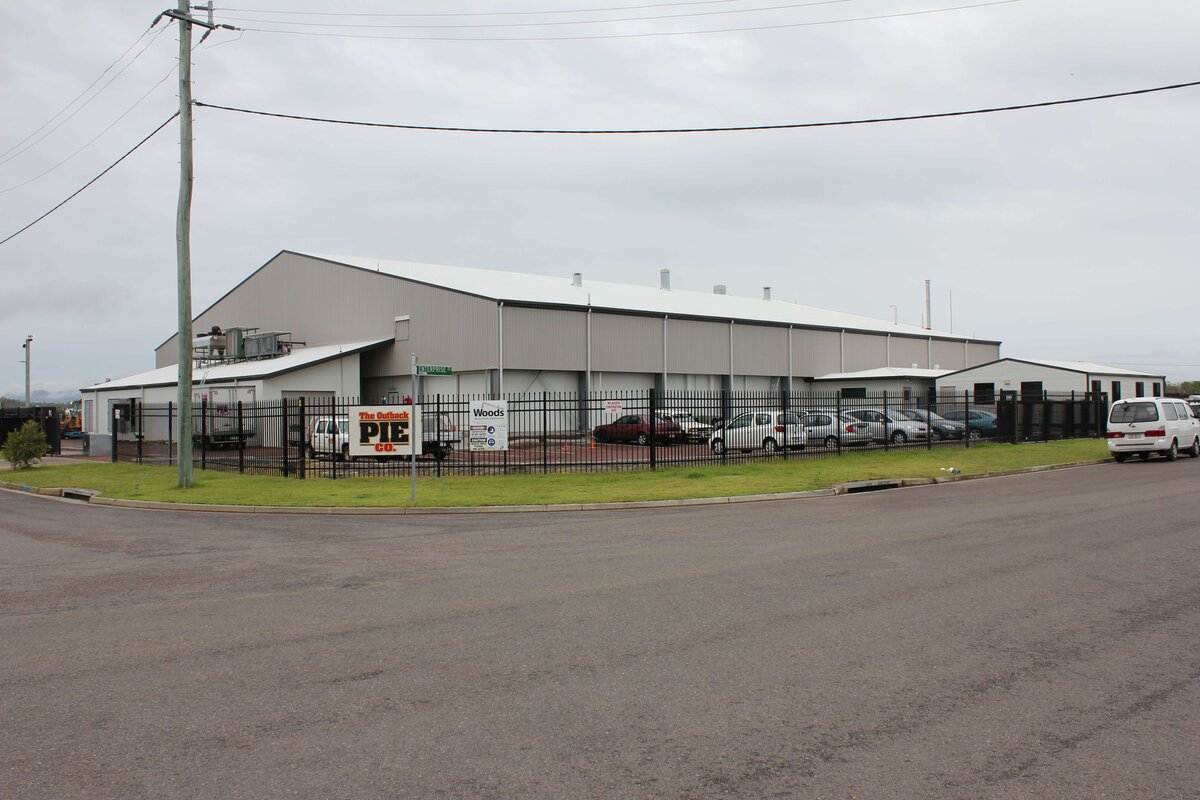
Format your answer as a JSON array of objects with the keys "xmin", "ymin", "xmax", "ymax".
[
  {"xmin": 216, "ymin": 0, "xmax": 856, "ymax": 30},
  {"xmin": 0, "ymin": 24, "xmax": 171, "ymax": 168},
  {"xmin": 226, "ymin": 0, "xmax": 1020, "ymax": 41},
  {"xmin": 216, "ymin": 0, "xmax": 748, "ymax": 17},
  {"xmin": 194, "ymin": 80, "xmax": 1200, "ymax": 136},
  {"xmin": 0, "ymin": 113, "xmax": 179, "ymax": 248}
]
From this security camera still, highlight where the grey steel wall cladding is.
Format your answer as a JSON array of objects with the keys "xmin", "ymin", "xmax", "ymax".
[
  {"xmin": 967, "ymin": 341, "xmax": 1001, "ymax": 368},
  {"xmin": 889, "ymin": 336, "xmax": 930, "ymax": 369},
  {"xmin": 931, "ymin": 339, "xmax": 967, "ymax": 371},
  {"xmin": 732, "ymin": 323, "xmax": 789, "ymax": 376},
  {"xmin": 843, "ymin": 332, "xmax": 889, "ymax": 372},
  {"xmin": 793, "ymin": 329, "xmax": 842, "ymax": 377},
  {"xmin": 590, "ymin": 313, "xmax": 662, "ymax": 372},
  {"xmin": 156, "ymin": 252, "xmax": 497, "ymax": 373},
  {"xmin": 666, "ymin": 319, "xmax": 732, "ymax": 375},
  {"xmin": 503, "ymin": 306, "xmax": 586, "ymax": 371}
]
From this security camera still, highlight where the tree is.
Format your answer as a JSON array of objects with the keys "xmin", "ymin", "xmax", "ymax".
[{"xmin": 2, "ymin": 420, "xmax": 49, "ymax": 470}]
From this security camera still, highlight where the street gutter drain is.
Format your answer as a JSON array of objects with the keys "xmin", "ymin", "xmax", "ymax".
[{"xmin": 838, "ymin": 479, "xmax": 904, "ymax": 494}]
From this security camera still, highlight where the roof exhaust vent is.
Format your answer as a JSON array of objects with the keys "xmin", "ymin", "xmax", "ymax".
[
  {"xmin": 572, "ymin": 272, "xmax": 582, "ymax": 287},
  {"xmin": 713, "ymin": 284, "xmax": 727, "ymax": 295},
  {"xmin": 762, "ymin": 286, "xmax": 772, "ymax": 300},
  {"xmin": 660, "ymin": 269, "xmax": 671, "ymax": 291}
]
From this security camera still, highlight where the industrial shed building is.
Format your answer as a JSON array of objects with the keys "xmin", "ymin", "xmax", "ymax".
[
  {"xmin": 149, "ymin": 250, "xmax": 1001, "ymax": 403},
  {"xmin": 936, "ymin": 358, "xmax": 1165, "ymax": 402}
]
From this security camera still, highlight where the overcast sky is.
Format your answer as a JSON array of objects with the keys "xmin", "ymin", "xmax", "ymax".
[{"xmin": 1, "ymin": 0, "xmax": 1197, "ymax": 401}]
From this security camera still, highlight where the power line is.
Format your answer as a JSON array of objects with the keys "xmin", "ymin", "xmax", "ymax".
[
  {"xmin": 0, "ymin": 113, "xmax": 179, "ymax": 248},
  {"xmin": 0, "ymin": 62, "xmax": 179, "ymax": 195},
  {"xmin": 0, "ymin": 24, "xmax": 171, "ymax": 168},
  {"xmin": 217, "ymin": 0, "xmax": 750, "ymax": 17},
  {"xmin": 227, "ymin": 0, "xmax": 1019, "ymax": 42},
  {"xmin": 215, "ymin": 0, "xmax": 856, "ymax": 30},
  {"xmin": 194, "ymin": 79, "xmax": 1200, "ymax": 135}
]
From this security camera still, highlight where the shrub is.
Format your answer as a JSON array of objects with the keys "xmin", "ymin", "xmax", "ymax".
[{"xmin": 2, "ymin": 420, "xmax": 50, "ymax": 470}]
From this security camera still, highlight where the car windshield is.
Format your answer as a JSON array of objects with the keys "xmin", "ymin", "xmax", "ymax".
[{"xmin": 1109, "ymin": 402, "xmax": 1159, "ymax": 423}]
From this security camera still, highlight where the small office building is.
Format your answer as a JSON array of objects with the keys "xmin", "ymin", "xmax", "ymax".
[{"xmin": 936, "ymin": 358, "xmax": 1166, "ymax": 402}]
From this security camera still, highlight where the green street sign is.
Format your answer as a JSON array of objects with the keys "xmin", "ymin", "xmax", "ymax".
[{"xmin": 416, "ymin": 364, "xmax": 453, "ymax": 376}]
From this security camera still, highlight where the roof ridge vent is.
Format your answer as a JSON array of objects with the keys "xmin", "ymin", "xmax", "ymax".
[
  {"xmin": 660, "ymin": 269, "xmax": 671, "ymax": 291},
  {"xmin": 713, "ymin": 284, "xmax": 726, "ymax": 295},
  {"xmin": 571, "ymin": 273, "xmax": 582, "ymax": 287}
]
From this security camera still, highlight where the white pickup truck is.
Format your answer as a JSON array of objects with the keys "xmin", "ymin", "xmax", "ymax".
[{"xmin": 305, "ymin": 412, "xmax": 461, "ymax": 461}]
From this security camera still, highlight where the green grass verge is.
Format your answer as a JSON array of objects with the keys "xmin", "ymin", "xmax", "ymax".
[{"xmin": 3, "ymin": 440, "xmax": 1108, "ymax": 508}]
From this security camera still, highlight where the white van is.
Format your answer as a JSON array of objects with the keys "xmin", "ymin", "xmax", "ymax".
[{"xmin": 1106, "ymin": 398, "xmax": 1200, "ymax": 462}]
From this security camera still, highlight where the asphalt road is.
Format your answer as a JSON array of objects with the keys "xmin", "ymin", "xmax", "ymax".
[{"xmin": 2, "ymin": 458, "xmax": 1198, "ymax": 799}]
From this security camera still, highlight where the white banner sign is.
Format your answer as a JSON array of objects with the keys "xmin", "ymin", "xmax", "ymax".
[
  {"xmin": 349, "ymin": 405, "xmax": 421, "ymax": 457},
  {"xmin": 469, "ymin": 399, "xmax": 509, "ymax": 451}
]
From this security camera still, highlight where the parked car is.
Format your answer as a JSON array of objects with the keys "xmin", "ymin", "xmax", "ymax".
[
  {"xmin": 895, "ymin": 408, "xmax": 967, "ymax": 441},
  {"xmin": 708, "ymin": 411, "xmax": 803, "ymax": 455},
  {"xmin": 940, "ymin": 408, "xmax": 999, "ymax": 438},
  {"xmin": 842, "ymin": 408, "xmax": 929, "ymax": 444},
  {"xmin": 307, "ymin": 412, "xmax": 461, "ymax": 461},
  {"xmin": 794, "ymin": 412, "xmax": 872, "ymax": 449},
  {"xmin": 593, "ymin": 414, "xmax": 685, "ymax": 445},
  {"xmin": 664, "ymin": 412, "xmax": 716, "ymax": 442},
  {"xmin": 1107, "ymin": 397, "xmax": 1200, "ymax": 462}
]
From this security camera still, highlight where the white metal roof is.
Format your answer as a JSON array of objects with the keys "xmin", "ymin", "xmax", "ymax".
[
  {"xmin": 813, "ymin": 367, "xmax": 952, "ymax": 382},
  {"xmin": 81, "ymin": 338, "xmax": 389, "ymax": 392},
  {"xmin": 945, "ymin": 357, "xmax": 1163, "ymax": 379},
  {"xmin": 300, "ymin": 251, "xmax": 986, "ymax": 342}
]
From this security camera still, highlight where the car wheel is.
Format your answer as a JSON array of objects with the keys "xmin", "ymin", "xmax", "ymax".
[
  {"xmin": 340, "ymin": 443, "xmax": 356, "ymax": 463},
  {"xmin": 433, "ymin": 446, "xmax": 447, "ymax": 461},
  {"xmin": 636, "ymin": 432, "xmax": 649, "ymax": 446},
  {"xmin": 1112, "ymin": 453, "xmax": 1126, "ymax": 463},
  {"xmin": 304, "ymin": 444, "xmax": 315, "ymax": 459},
  {"xmin": 1190, "ymin": 438, "xmax": 1200, "ymax": 458},
  {"xmin": 594, "ymin": 429, "xmax": 608, "ymax": 443},
  {"xmin": 823, "ymin": 435, "xmax": 838, "ymax": 450},
  {"xmin": 890, "ymin": 430, "xmax": 908, "ymax": 445},
  {"xmin": 930, "ymin": 430, "xmax": 944, "ymax": 442},
  {"xmin": 968, "ymin": 429, "xmax": 982, "ymax": 441},
  {"xmin": 763, "ymin": 437, "xmax": 780, "ymax": 454},
  {"xmin": 1165, "ymin": 440, "xmax": 1178, "ymax": 461},
  {"xmin": 711, "ymin": 439, "xmax": 726, "ymax": 456}
]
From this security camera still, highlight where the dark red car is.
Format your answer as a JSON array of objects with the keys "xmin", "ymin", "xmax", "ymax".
[{"xmin": 592, "ymin": 414, "xmax": 685, "ymax": 445}]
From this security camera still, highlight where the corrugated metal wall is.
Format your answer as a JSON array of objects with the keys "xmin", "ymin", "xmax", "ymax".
[
  {"xmin": 931, "ymin": 339, "xmax": 966, "ymax": 371},
  {"xmin": 889, "ymin": 336, "xmax": 929, "ymax": 369},
  {"xmin": 733, "ymin": 323, "xmax": 789, "ymax": 376},
  {"xmin": 843, "ymin": 332, "xmax": 889, "ymax": 372},
  {"xmin": 667, "ymin": 319, "xmax": 731, "ymax": 375},
  {"xmin": 503, "ymin": 307, "xmax": 586, "ymax": 371},
  {"xmin": 591, "ymin": 313, "xmax": 662, "ymax": 372},
  {"xmin": 793, "ymin": 329, "xmax": 842, "ymax": 377}
]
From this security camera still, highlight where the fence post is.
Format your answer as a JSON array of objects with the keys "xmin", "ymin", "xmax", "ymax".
[
  {"xmin": 962, "ymin": 391, "xmax": 970, "ymax": 448},
  {"xmin": 200, "ymin": 398, "xmax": 207, "ymax": 471},
  {"xmin": 331, "ymin": 397, "xmax": 338, "ymax": 480},
  {"xmin": 1042, "ymin": 390, "xmax": 1050, "ymax": 442},
  {"xmin": 281, "ymin": 398, "xmax": 290, "ymax": 477},
  {"xmin": 237, "ymin": 401, "xmax": 245, "ymax": 474},
  {"xmin": 167, "ymin": 401, "xmax": 173, "ymax": 465},
  {"xmin": 836, "ymin": 391, "xmax": 843, "ymax": 455},
  {"xmin": 882, "ymin": 391, "xmax": 889, "ymax": 452},
  {"xmin": 926, "ymin": 389, "xmax": 933, "ymax": 451},
  {"xmin": 780, "ymin": 386, "xmax": 789, "ymax": 459},
  {"xmin": 720, "ymin": 388, "xmax": 728, "ymax": 465},
  {"xmin": 436, "ymin": 394, "xmax": 443, "ymax": 478},
  {"xmin": 542, "ymin": 391, "xmax": 549, "ymax": 474},
  {"xmin": 133, "ymin": 398, "xmax": 142, "ymax": 464},
  {"xmin": 298, "ymin": 397, "xmax": 306, "ymax": 480},
  {"xmin": 112, "ymin": 404, "xmax": 119, "ymax": 463},
  {"xmin": 649, "ymin": 387, "xmax": 658, "ymax": 471}
]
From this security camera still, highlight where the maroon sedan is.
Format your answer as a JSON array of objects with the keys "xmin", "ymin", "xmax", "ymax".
[{"xmin": 592, "ymin": 414, "xmax": 685, "ymax": 445}]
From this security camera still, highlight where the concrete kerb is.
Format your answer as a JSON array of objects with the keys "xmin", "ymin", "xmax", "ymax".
[{"xmin": 0, "ymin": 460, "xmax": 1110, "ymax": 516}]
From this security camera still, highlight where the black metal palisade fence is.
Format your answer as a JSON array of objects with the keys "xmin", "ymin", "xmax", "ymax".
[{"xmin": 108, "ymin": 390, "xmax": 1108, "ymax": 478}]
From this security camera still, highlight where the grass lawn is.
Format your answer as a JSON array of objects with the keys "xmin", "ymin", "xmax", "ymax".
[{"xmin": 2, "ymin": 440, "xmax": 1109, "ymax": 508}]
